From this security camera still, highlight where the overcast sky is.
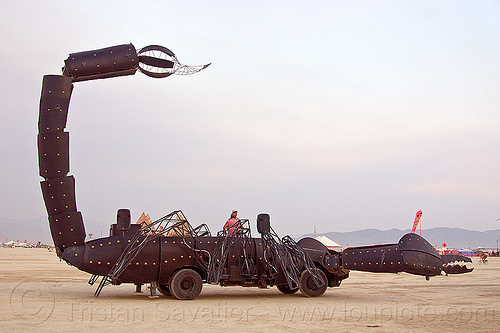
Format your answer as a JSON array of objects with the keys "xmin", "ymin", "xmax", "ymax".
[{"xmin": 1, "ymin": 1, "xmax": 499, "ymax": 237}]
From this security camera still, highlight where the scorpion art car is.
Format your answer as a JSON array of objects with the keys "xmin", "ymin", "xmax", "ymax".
[{"xmin": 37, "ymin": 43, "xmax": 473, "ymax": 300}]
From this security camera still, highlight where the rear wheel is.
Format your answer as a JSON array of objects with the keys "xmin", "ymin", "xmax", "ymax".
[
  {"xmin": 299, "ymin": 268, "xmax": 327, "ymax": 297},
  {"xmin": 277, "ymin": 284, "xmax": 299, "ymax": 294},
  {"xmin": 157, "ymin": 283, "xmax": 172, "ymax": 296},
  {"xmin": 169, "ymin": 269, "xmax": 203, "ymax": 300}
]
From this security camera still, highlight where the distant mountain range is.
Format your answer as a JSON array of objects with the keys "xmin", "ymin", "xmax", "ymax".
[
  {"xmin": 1, "ymin": 216, "xmax": 498, "ymax": 249},
  {"xmin": 304, "ymin": 227, "xmax": 500, "ymax": 249}
]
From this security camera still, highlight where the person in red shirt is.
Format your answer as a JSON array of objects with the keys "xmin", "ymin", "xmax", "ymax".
[{"xmin": 223, "ymin": 210, "xmax": 240, "ymax": 236}]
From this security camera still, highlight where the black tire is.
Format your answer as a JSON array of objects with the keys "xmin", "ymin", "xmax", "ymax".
[
  {"xmin": 277, "ymin": 284, "xmax": 299, "ymax": 294},
  {"xmin": 169, "ymin": 269, "xmax": 203, "ymax": 300},
  {"xmin": 157, "ymin": 283, "xmax": 172, "ymax": 296},
  {"xmin": 299, "ymin": 268, "xmax": 327, "ymax": 297}
]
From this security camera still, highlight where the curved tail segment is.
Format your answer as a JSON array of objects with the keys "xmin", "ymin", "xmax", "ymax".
[
  {"xmin": 38, "ymin": 43, "xmax": 209, "ymax": 257},
  {"xmin": 342, "ymin": 233, "xmax": 473, "ymax": 278},
  {"xmin": 62, "ymin": 43, "xmax": 210, "ymax": 82},
  {"xmin": 38, "ymin": 75, "xmax": 86, "ymax": 253}
]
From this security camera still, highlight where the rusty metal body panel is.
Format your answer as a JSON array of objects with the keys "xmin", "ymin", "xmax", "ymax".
[{"xmin": 343, "ymin": 244, "xmax": 403, "ymax": 273}]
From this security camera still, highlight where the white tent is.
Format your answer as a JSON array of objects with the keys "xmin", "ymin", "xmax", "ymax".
[{"xmin": 315, "ymin": 236, "xmax": 342, "ymax": 250}]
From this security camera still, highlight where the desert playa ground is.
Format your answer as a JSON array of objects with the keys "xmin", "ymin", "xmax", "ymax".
[{"xmin": 0, "ymin": 247, "xmax": 498, "ymax": 332}]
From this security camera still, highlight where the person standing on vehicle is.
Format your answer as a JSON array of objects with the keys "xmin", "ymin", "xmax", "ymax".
[{"xmin": 223, "ymin": 210, "xmax": 240, "ymax": 236}]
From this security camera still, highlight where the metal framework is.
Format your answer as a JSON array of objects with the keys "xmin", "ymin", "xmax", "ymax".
[
  {"xmin": 92, "ymin": 210, "xmax": 210, "ymax": 296},
  {"xmin": 206, "ymin": 219, "xmax": 256, "ymax": 285}
]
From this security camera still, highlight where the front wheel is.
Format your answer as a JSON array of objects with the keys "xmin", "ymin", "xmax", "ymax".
[
  {"xmin": 277, "ymin": 284, "xmax": 299, "ymax": 294},
  {"xmin": 299, "ymin": 268, "xmax": 327, "ymax": 297},
  {"xmin": 169, "ymin": 269, "xmax": 203, "ymax": 300}
]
